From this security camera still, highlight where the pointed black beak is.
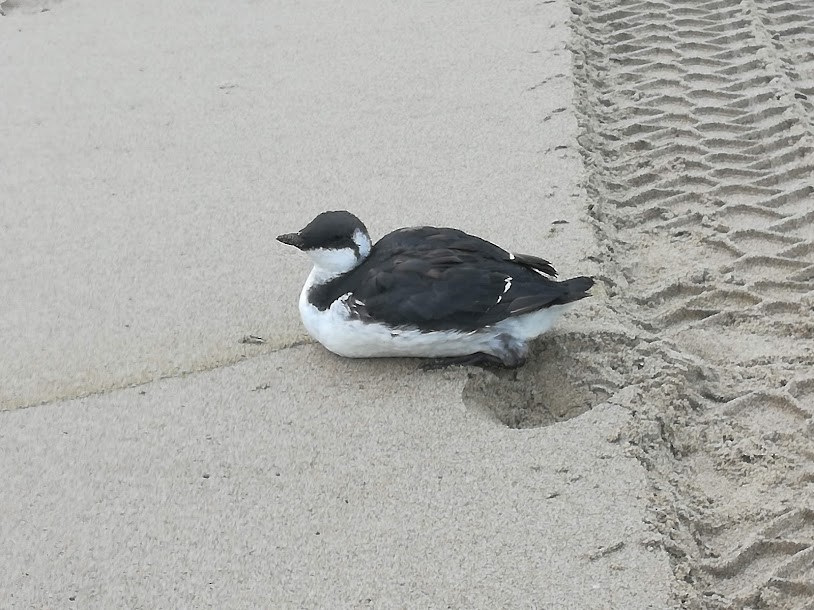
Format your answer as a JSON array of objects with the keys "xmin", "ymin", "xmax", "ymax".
[{"xmin": 277, "ymin": 232, "xmax": 304, "ymax": 249}]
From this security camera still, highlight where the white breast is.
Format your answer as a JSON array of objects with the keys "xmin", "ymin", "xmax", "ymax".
[
  {"xmin": 297, "ymin": 274, "xmax": 493, "ymax": 359},
  {"xmin": 296, "ymin": 266, "xmax": 570, "ymax": 361}
]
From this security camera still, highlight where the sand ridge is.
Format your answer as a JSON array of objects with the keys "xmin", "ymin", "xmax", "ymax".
[{"xmin": 569, "ymin": 0, "xmax": 814, "ymax": 607}]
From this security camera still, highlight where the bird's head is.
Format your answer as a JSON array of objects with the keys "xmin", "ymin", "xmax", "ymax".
[{"xmin": 277, "ymin": 210, "xmax": 372, "ymax": 280}]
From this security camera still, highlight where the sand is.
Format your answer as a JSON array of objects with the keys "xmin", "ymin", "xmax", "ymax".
[
  {"xmin": 568, "ymin": 0, "xmax": 814, "ymax": 607},
  {"xmin": 1, "ymin": 0, "xmax": 812, "ymax": 608}
]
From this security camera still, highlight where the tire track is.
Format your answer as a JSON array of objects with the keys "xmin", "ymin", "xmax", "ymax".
[
  {"xmin": 570, "ymin": 0, "xmax": 814, "ymax": 607},
  {"xmin": 754, "ymin": 0, "xmax": 814, "ymax": 124}
]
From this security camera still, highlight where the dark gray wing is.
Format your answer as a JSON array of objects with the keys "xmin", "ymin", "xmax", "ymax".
[{"xmin": 310, "ymin": 226, "xmax": 592, "ymax": 332}]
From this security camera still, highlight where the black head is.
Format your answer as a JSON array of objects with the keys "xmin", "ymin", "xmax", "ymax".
[{"xmin": 277, "ymin": 211, "xmax": 369, "ymax": 252}]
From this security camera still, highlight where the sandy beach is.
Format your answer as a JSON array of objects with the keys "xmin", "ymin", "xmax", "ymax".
[{"xmin": 2, "ymin": 0, "xmax": 813, "ymax": 608}]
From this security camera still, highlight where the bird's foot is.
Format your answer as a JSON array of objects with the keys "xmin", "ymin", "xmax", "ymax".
[{"xmin": 420, "ymin": 352, "xmax": 519, "ymax": 371}]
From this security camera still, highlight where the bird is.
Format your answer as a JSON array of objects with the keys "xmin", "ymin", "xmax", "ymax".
[{"xmin": 277, "ymin": 211, "xmax": 594, "ymax": 368}]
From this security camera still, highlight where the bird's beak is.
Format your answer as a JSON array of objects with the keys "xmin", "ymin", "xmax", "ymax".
[{"xmin": 276, "ymin": 232, "xmax": 304, "ymax": 249}]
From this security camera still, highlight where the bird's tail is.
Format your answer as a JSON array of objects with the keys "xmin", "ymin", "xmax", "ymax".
[
  {"xmin": 556, "ymin": 276, "xmax": 594, "ymax": 305},
  {"xmin": 507, "ymin": 275, "xmax": 595, "ymax": 316}
]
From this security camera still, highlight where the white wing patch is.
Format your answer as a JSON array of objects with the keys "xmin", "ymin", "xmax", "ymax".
[
  {"xmin": 496, "ymin": 277, "xmax": 513, "ymax": 305},
  {"xmin": 339, "ymin": 293, "xmax": 368, "ymax": 319}
]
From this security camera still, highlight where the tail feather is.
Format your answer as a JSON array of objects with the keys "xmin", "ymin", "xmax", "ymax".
[
  {"xmin": 512, "ymin": 253, "xmax": 558, "ymax": 277},
  {"xmin": 508, "ymin": 275, "xmax": 594, "ymax": 316},
  {"xmin": 560, "ymin": 275, "xmax": 594, "ymax": 303}
]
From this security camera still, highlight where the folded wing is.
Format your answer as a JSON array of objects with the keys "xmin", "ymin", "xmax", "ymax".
[{"xmin": 327, "ymin": 227, "xmax": 594, "ymax": 332}]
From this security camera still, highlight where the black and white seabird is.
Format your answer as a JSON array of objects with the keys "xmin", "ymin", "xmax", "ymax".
[{"xmin": 277, "ymin": 211, "xmax": 594, "ymax": 368}]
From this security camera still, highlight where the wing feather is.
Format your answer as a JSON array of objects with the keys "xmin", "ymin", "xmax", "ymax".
[{"xmin": 310, "ymin": 226, "xmax": 591, "ymax": 331}]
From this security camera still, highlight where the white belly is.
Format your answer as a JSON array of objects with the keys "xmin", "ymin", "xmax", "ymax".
[
  {"xmin": 298, "ymin": 282, "xmax": 568, "ymax": 360},
  {"xmin": 299, "ymin": 297, "xmax": 486, "ymax": 358},
  {"xmin": 492, "ymin": 304, "xmax": 566, "ymax": 341}
]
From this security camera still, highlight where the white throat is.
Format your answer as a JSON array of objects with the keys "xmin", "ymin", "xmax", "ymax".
[{"xmin": 305, "ymin": 228, "xmax": 371, "ymax": 285}]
